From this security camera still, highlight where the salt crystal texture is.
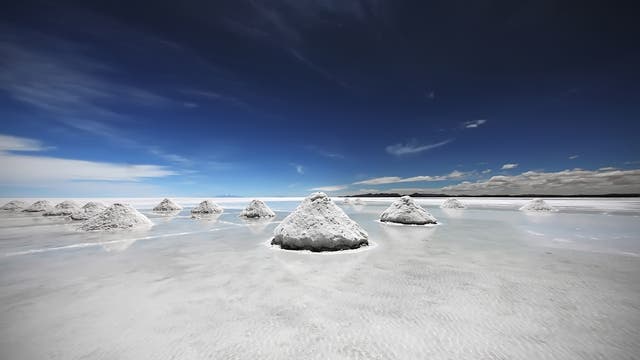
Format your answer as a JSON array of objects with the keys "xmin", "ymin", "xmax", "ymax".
[
  {"xmin": 441, "ymin": 198, "xmax": 465, "ymax": 209},
  {"xmin": 153, "ymin": 198, "xmax": 183, "ymax": 212},
  {"xmin": 1, "ymin": 200, "xmax": 27, "ymax": 211},
  {"xmin": 520, "ymin": 198, "xmax": 556, "ymax": 212},
  {"xmin": 191, "ymin": 200, "xmax": 223, "ymax": 214},
  {"xmin": 272, "ymin": 192, "xmax": 368, "ymax": 251},
  {"xmin": 80, "ymin": 203, "xmax": 153, "ymax": 231},
  {"xmin": 22, "ymin": 200, "xmax": 54, "ymax": 212},
  {"xmin": 70, "ymin": 202, "xmax": 107, "ymax": 220},
  {"xmin": 240, "ymin": 200, "xmax": 276, "ymax": 218},
  {"xmin": 380, "ymin": 196, "xmax": 438, "ymax": 225},
  {"xmin": 43, "ymin": 200, "xmax": 81, "ymax": 216}
]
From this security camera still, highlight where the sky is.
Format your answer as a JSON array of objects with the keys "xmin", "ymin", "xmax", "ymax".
[{"xmin": 1, "ymin": 0, "xmax": 639, "ymax": 197}]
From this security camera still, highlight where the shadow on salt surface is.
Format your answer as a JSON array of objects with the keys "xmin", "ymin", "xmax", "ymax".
[
  {"xmin": 265, "ymin": 238, "xmax": 377, "ymax": 255},
  {"xmin": 375, "ymin": 219, "xmax": 441, "ymax": 227}
]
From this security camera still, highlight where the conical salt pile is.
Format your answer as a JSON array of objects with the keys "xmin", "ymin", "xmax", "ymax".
[
  {"xmin": 240, "ymin": 200, "xmax": 275, "ymax": 218},
  {"xmin": 191, "ymin": 200, "xmax": 223, "ymax": 215},
  {"xmin": 380, "ymin": 196, "xmax": 437, "ymax": 225},
  {"xmin": 1, "ymin": 200, "xmax": 27, "ymax": 211},
  {"xmin": 80, "ymin": 203, "xmax": 153, "ymax": 231},
  {"xmin": 70, "ymin": 202, "xmax": 107, "ymax": 220},
  {"xmin": 441, "ymin": 198, "xmax": 465, "ymax": 209},
  {"xmin": 272, "ymin": 192, "xmax": 368, "ymax": 251},
  {"xmin": 153, "ymin": 198, "xmax": 183, "ymax": 212},
  {"xmin": 43, "ymin": 200, "xmax": 81, "ymax": 216},
  {"xmin": 23, "ymin": 200, "xmax": 53, "ymax": 212},
  {"xmin": 519, "ymin": 198, "xmax": 556, "ymax": 212}
]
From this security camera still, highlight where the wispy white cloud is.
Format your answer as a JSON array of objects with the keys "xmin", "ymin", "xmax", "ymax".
[
  {"xmin": 501, "ymin": 163, "xmax": 519, "ymax": 170},
  {"xmin": 386, "ymin": 139, "xmax": 453, "ymax": 156},
  {"xmin": 309, "ymin": 184, "xmax": 348, "ymax": 192},
  {"xmin": 482, "ymin": 169, "xmax": 492, "ymax": 174},
  {"xmin": 0, "ymin": 39, "xmax": 173, "ymax": 128},
  {"xmin": 290, "ymin": 163, "xmax": 304, "ymax": 174},
  {"xmin": 305, "ymin": 145, "xmax": 344, "ymax": 159},
  {"xmin": 569, "ymin": 155, "xmax": 579, "ymax": 160},
  {"xmin": 354, "ymin": 170, "xmax": 469, "ymax": 185},
  {"xmin": 289, "ymin": 48, "xmax": 349, "ymax": 89},
  {"xmin": 0, "ymin": 134, "xmax": 176, "ymax": 185},
  {"xmin": 463, "ymin": 119, "xmax": 487, "ymax": 128},
  {"xmin": 0, "ymin": 134, "xmax": 50, "ymax": 152}
]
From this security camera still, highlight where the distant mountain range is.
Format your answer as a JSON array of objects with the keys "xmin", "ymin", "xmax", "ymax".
[{"xmin": 346, "ymin": 193, "xmax": 640, "ymax": 198}]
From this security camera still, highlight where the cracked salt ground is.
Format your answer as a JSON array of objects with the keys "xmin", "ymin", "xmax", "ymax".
[{"xmin": 0, "ymin": 198, "xmax": 639, "ymax": 359}]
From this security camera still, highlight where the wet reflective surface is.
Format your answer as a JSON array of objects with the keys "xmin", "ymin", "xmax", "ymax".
[{"xmin": 1, "ymin": 199, "xmax": 639, "ymax": 359}]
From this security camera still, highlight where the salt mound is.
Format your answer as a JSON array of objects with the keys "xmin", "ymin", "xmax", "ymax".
[
  {"xmin": 380, "ymin": 196, "xmax": 437, "ymax": 225},
  {"xmin": 191, "ymin": 200, "xmax": 223, "ymax": 214},
  {"xmin": 80, "ymin": 203, "xmax": 153, "ymax": 231},
  {"xmin": 153, "ymin": 198, "xmax": 183, "ymax": 212},
  {"xmin": 272, "ymin": 192, "xmax": 368, "ymax": 251},
  {"xmin": 520, "ymin": 198, "xmax": 556, "ymax": 212},
  {"xmin": 240, "ymin": 200, "xmax": 276, "ymax": 218},
  {"xmin": 353, "ymin": 198, "xmax": 365, "ymax": 205},
  {"xmin": 441, "ymin": 198, "xmax": 465, "ymax": 209},
  {"xmin": 342, "ymin": 198, "xmax": 351, "ymax": 204},
  {"xmin": 23, "ymin": 200, "xmax": 53, "ymax": 212},
  {"xmin": 1, "ymin": 200, "xmax": 27, "ymax": 211},
  {"xmin": 70, "ymin": 202, "xmax": 107, "ymax": 220},
  {"xmin": 43, "ymin": 200, "xmax": 81, "ymax": 216}
]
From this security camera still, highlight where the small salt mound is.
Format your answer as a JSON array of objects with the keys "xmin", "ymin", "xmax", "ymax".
[
  {"xmin": 380, "ymin": 196, "xmax": 437, "ymax": 225},
  {"xmin": 80, "ymin": 203, "xmax": 153, "ymax": 231},
  {"xmin": 153, "ymin": 198, "xmax": 183, "ymax": 212},
  {"xmin": 342, "ymin": 198, "xmax": 351, "ymax": 204},
  {"xmin": 22, "ymin": 200, "xmax": 54, "ymax": 212},
  {"xmin": 240, "ymin": 200, "xmax": 275, "ymax": 218},
  {"xmin": 272, "ymin": 192, "xmax": 368, "ymax": 252},
  {"xmin": 520, "ymin": 198, "xmax": 556, "ymax": 212},
  {"xmin": 1, "ymin": 200, "xmax": 27, "ymax": 211},
  {"xmin": 353, "ymin": 198, "xmax": 365, "ymax": 205},
  {"xmin": 441, "ymin": 198, "xmax": 465, "ymax": 209},
  {"xmin": 43, "ymin": 200, "xmax": 81, "ymax": 216},
  {"xmin": 191, "ymin": 200, "xmax": 223, "ymax": 214},
  {"xmin": 70, "ymin": 202, "xmax": 107, "ymax": 220}
]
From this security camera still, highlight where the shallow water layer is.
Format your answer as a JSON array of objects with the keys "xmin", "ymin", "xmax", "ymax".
[{"xmin": 1, "ymin": 198, "xmax": 639, "ymax": 359}]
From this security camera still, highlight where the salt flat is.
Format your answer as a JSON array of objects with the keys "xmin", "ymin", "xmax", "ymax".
[{"xmin": 0, "ymin": 198, "xmax": 639, "ymax": 359}]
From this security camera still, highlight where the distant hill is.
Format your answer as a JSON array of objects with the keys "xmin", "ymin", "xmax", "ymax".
[{"xmin": 346, "ymin": 193, "xmax": 640, "ymax": 198}]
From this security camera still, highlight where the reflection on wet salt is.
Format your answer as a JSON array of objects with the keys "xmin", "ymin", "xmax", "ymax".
[{"xmin": 0, "ymin": 199, "xmax": 639, "ymax": 359}]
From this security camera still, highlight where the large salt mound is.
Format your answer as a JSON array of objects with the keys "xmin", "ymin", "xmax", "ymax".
[
  {"xmin": 23, "ymin": 200, "xmax": 53, "ymax": 212},
  {"xmin": 272, "ymin": 192, "xmax": 368, "ymax": 252},
  {"xmin": 153, "ymin": 198, "xmax": 183, "ymax": 212},
  {"xmin": 70, "ymin": 202, "xmax": 107, "ymax": 220},
  {"xmin": 380, "ymin": 196, "xmax": 437, "ymax": 225},
  {"xmin": 191, "ymin": 200, "xmax": 223, "ymax": 214},
  {"xmin": 520, "ymin": 198, "xmax": 556, "ymax": 212},
  {"xmin": 43, "ymin": 200, "xmax": 81, "ymax": 216},
  {"xmin": 441, "ymin": 198, "xmax": 465, "ymax": 209},
  {"xmin": 240, "ymin": 200, "xmax": 275, "ymax": 218},
  {"xmin": 80, "ymin": 203, "xmax": 153, "ymax": 231},
  {"xmin": 1, "ymin": 200, "xmax": 27, "ymax": 211}
]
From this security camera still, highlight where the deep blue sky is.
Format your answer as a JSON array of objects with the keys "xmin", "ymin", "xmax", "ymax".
[{"xmin": 1, "ymin": 1, "xmax": 639, "ymax": 196}]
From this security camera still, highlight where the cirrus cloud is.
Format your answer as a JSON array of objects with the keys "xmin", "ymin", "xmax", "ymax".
[
  {"xmin": 354, "ymin": 170, "xmax": 468, "ymax": 185},
  {"xmin": 385, "ymin": 139, "xmax": 453, "ymax": 156}
]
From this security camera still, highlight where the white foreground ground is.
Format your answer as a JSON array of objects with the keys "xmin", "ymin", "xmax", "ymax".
[{"xmin": 0, "ymin": 197, "xmax": 639, "ymax": 359}]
